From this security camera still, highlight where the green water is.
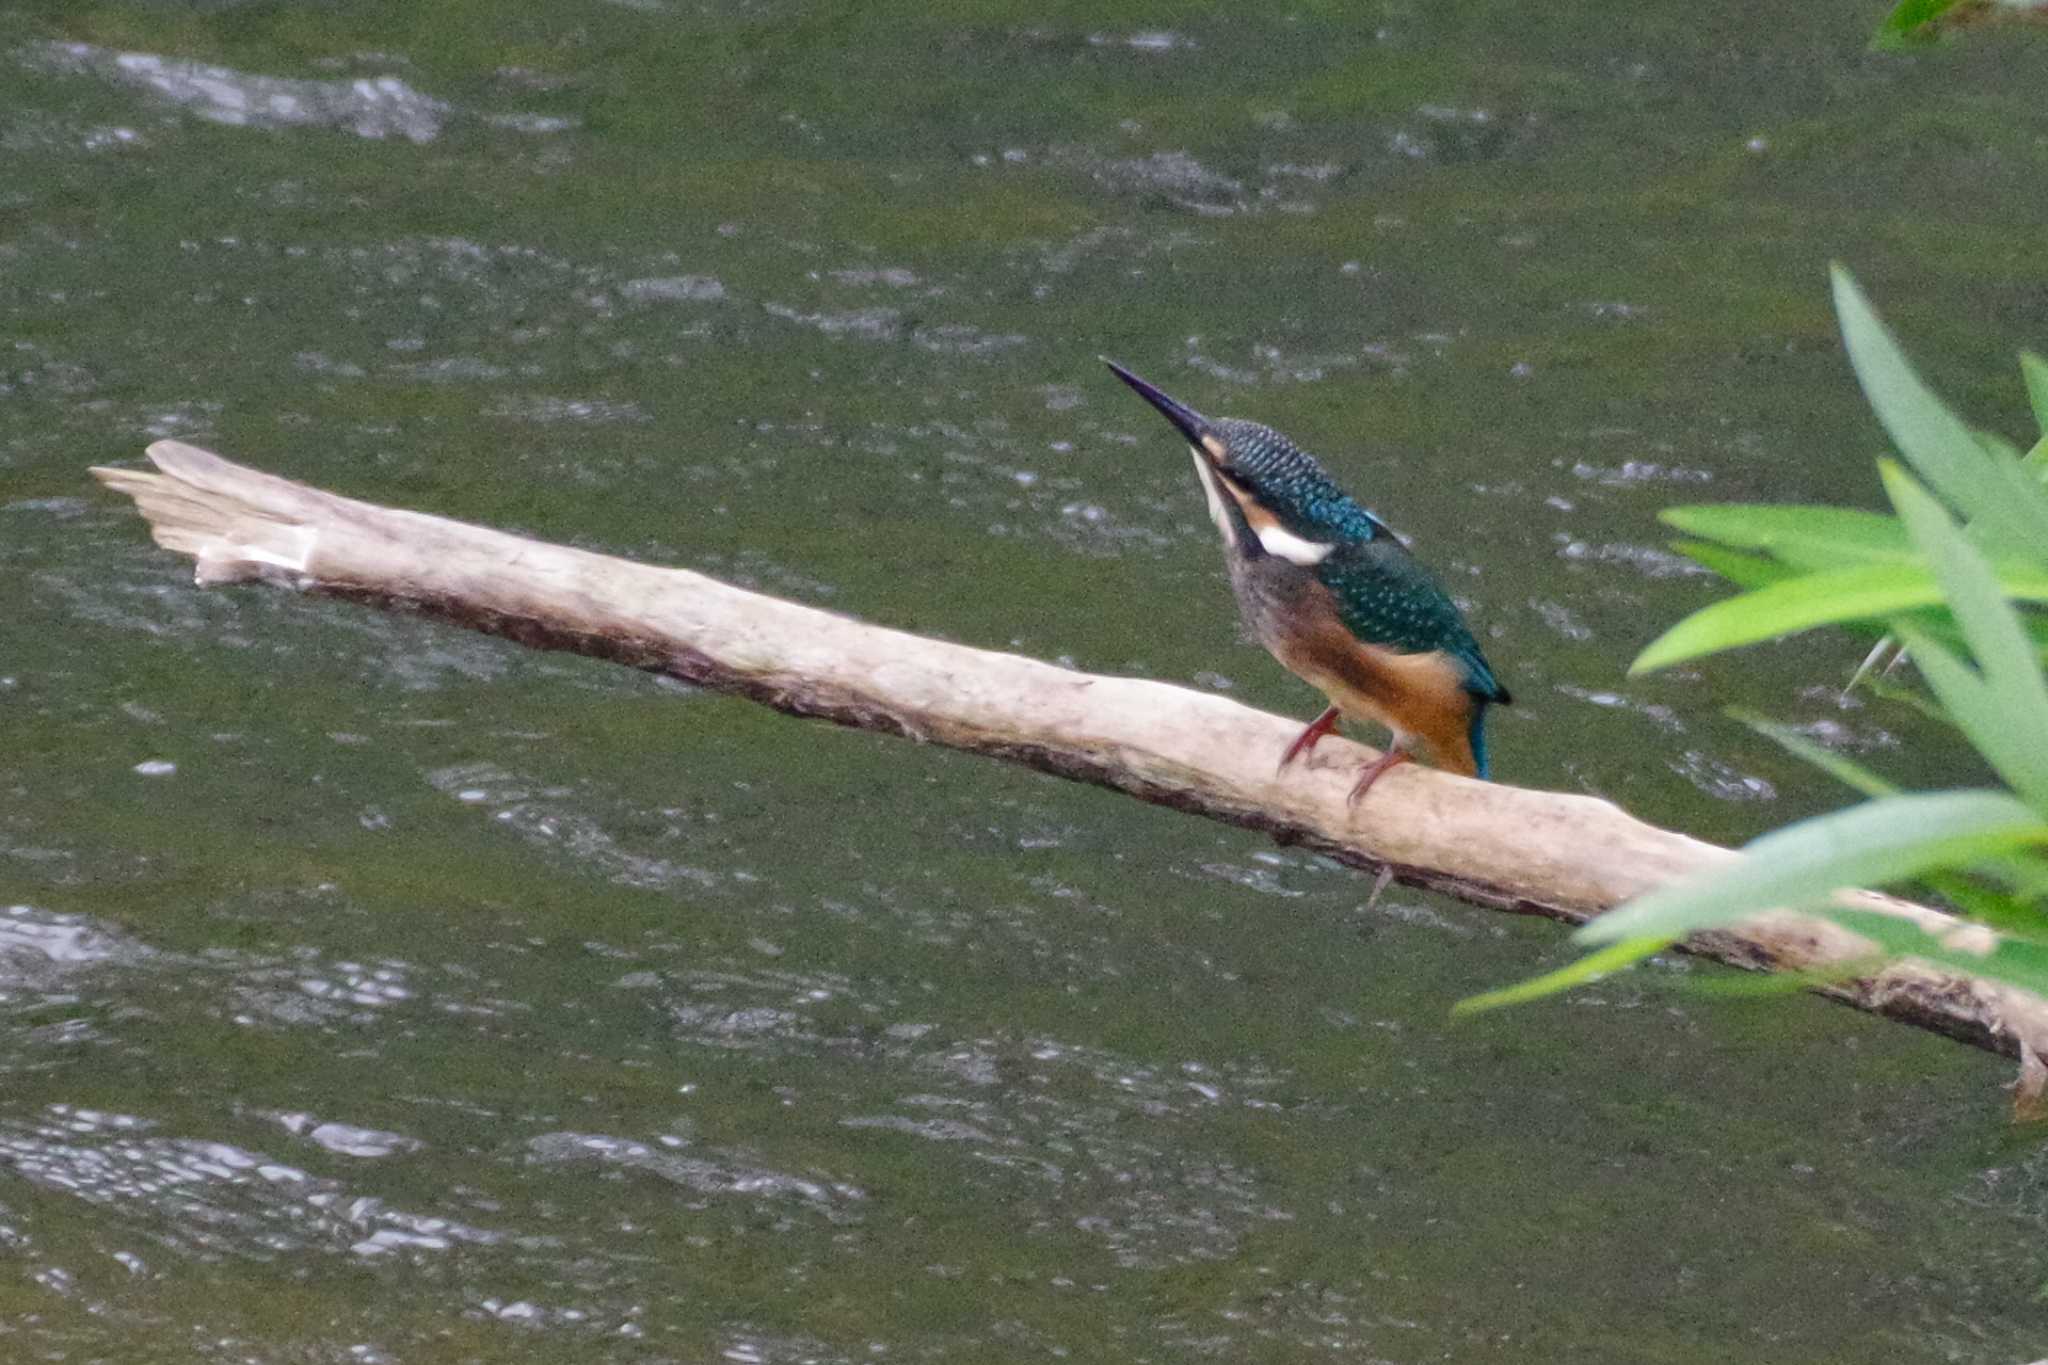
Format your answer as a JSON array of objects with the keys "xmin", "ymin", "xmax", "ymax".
[{"xmin": 5, "ymin": 2, "xmax": 2048, "ymax": 1359}]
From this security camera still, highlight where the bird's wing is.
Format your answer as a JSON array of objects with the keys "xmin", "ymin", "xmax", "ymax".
[{"xmin": 1315, "ymin": 540, "xmax": 1510, "ymax": 704}]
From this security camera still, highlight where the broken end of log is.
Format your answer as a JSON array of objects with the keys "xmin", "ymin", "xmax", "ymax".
[{"xmin": 92, "ymin": 441, "xmax": 322, "ymax": 588}]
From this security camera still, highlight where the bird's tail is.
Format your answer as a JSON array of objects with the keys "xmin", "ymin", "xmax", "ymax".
[{"xmin": 1467, "ymin": 705, "xmax": 1492, "ymax": 781}]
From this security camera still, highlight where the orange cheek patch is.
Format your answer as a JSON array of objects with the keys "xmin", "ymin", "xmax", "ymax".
[{"xmin": 1238, "ymin": 498, "xmax": 1284, "ymax": 537}]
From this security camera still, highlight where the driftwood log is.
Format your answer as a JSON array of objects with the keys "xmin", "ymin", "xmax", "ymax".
[{"xmin": 92, "ymin": 440, "xmax": 2048, "ymax": 1073}]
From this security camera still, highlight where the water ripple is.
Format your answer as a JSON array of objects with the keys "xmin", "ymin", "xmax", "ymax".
[
  {"xmin": 35, "ymin": 43, "xmax": 447, "ymax": 144},
  {"xmin": 427, "ymin": 763, "xmax": 724, "ymax": 892},
  {"xmin": 273, "ymin": 1112, "xmax": 424, "ymax": 1159},
  {"xmin": 0, "ymin": 904, "xmax": 146, "ymax": 976},
  {"xmin": 0, "ymin": 1106, "xmax": 497, "ymax": 1260},
  {"xmin": 526, "ymin": 1131, "xmax": 863, "ymax": 1211}
]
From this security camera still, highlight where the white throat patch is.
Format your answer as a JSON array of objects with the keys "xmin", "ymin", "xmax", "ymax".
[
  {"xmin": 1189, "ymin": 449, "xmax": 1335, "ymax": 566},
  {"xmin": 1250, "ymin": 518, "xmax": 1336, "ymax": 567}
]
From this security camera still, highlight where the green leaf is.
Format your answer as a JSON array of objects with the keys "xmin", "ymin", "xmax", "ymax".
[
  {"xmin": 1885, "ymin": 462, "xmax": 2048, "ymax": 677},
  {"xmin": 1937, "ymin": 852, "xmax": 2048, "ymax": 906},
  {"xmin": 1880, "ymin": 605, "xmax": 2048, "ymax": 663},
  {"xmin": 2001, "ymin": 855, "xmax": 2048, "ymax": 906},
  {"xmin": 1452, "ymin": 936, "xmax": 1674, "ymax": 1015},
  {"xmin": 1859, "ymin": 669, "xmax": 1961, "ymax": 724},
  {"xmin": 1577, "ymin": 790, "xmax": 2048, "ymax": 946},
  {"xmin": 1631, "ymin": 560, "xmax": 2048, "ymax": 675},
  {"xmin": 1976, "ymin": 430, "xmax": 2027, "ymax": 464},
  {"xmin": 2014, "ymin": 351, "xmax": 2048, "ymax": 476},
  {"xmin": 1831, "ymin": 265, "xmax": 2048, "ymax": 565},
  {"xmin": 1660, "ymin": 505, "xmax": 1914, "ymax": 569},
  {"xmin": 1668, "ymin": 540, "xmax": 1798, "ymax": 590},
  {"xmin": 1873, "ymin": 0, "xmax": 1970, "ymax": 47},
  {"xmin": 1918, "ymin": 870, "xmax": 2048, "ymax": 940},
  {"xmin": 1893, "ymin": 625, "xmax": 2048, "ymax": 812},
  {"xmin": 1883, "ymin": 461, "xmax": 2048, "ymax": 808},
  {"xmin": 2023, "ymin": 351, "xmax": 2048, "ymax": 434},
  {"xmin": 1729, "ymin": 707, "xmax": 1899, "ymax": 798},
  {"xmin": 1824, "ymin": 907, "xmax": 2048, "ymax": 999}
]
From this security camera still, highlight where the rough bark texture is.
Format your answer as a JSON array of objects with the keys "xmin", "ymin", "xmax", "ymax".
[{"xmin": 92, "ymin": 440, "xmax": 2048, "ymax": 1066}]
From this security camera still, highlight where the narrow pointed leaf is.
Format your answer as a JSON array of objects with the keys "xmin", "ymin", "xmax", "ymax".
[
  {"xmin": 1859, "ymin": 669, "xmax": 1961, "ymax": 724},
  {"xmin": 1660, "ymin": 505, "xmax": 1914, "ymax": 566},
  {"xmin": 1668, "ymin": 540, "xmax": 1797, "ymax": 590},
  {"xmin": 1633, "ymin": 564, "xmax": 1937, "ymax": 673},
  {"xmin": 1918, "ymin": 871, "xmax": 2048, "ymax": 940},
  {"xmin": 1893, "ymin": 624, "xmax": 2048, "ymax": 811},
  {"xmin": 1824, "ymin": 908, "xmax": 2048, "ymax": 998},
  {"xmin": 2022, "ymin": 351, "xmax": 2048, "ymax": 435},
  {"xmin": 2002, "ymin": 856, "xmax": 2048, "ymax": 905},
  {"xmin": 1883, "ymin": 460, "xmax": 2048, "ymax": 808},
  {"xmin": 1939, "ymin": 852, "xmax": 2048, "ymax": 905},
  {"xmin": 1888, "ymin": 607, "xmax": 2048, "ymax": 661},
  {"xmin": 1577, "ymin": 790, "xmax": 2048, "ymax": 945},
  {"xmin": 1830, "ymin": 265, "xmax": 2048, "ymax": 563},
  {"xmin": 1452, "ymin": 937, "xmax": 1674, "ymax": 1014},
  {"xmin": 1633, "ymin": 556, "xmax": 2048, "ymax": 675},
  {"xmin": 1633, "ymin": 564, "xmax": 1930, "ymax": 674},
  {"xmin": 2014, "ymin": 354, "xmax": 2048, "ymax": 474},
  {"xmin": 1977, "ymin": 430, "xmax": 2026, "ymax": 464}
]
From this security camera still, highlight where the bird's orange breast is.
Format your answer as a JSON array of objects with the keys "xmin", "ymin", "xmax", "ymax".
[{"xmin": 1265, "ymin": 580, "xmax": 1480, "ymax": 775}]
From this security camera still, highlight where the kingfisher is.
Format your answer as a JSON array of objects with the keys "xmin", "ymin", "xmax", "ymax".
[{"xmin": 1105, "ymin": 361, "xmax": 1510, "ymax": 802}]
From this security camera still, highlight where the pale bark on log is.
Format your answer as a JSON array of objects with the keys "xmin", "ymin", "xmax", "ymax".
[{"xmin": 90, "ymin": 440, "xmax": 2048, "ymax": 1068}]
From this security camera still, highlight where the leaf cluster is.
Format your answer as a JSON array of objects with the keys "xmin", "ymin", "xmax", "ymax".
[{"xmin": 1461, "ymin": 267, "xmax": 2048, "ymax": 1013}]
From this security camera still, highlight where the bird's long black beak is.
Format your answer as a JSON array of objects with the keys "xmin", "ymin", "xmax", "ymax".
[{"xmin": 1102, "ymin": 359, "xmax": 1219, "ymax": 455}]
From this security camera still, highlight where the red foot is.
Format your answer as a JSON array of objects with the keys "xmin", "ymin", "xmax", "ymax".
[
  {"xmin": 1347, "ymin": 748, "xmax": 1413, "ymax": 806},
  {"xmin": 1277, "ymin": 705, "xmax": 1342, "ymax": 773}
]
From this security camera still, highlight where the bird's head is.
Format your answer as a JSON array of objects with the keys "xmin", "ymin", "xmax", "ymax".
[{"xmin": 1103, "ymin": 360, "xmax": 1392, "ymax": 565}]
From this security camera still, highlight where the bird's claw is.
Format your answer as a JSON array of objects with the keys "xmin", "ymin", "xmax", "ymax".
[
  {"xmin": 1277, "ymin": 705, "xmax": 1342, "ymax": 774},
  {"xmin": 1346, "ymin": 748, "xmax": 1412, "ymax": 806}
]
